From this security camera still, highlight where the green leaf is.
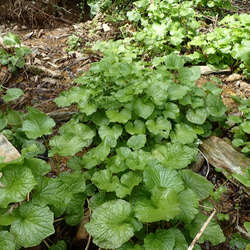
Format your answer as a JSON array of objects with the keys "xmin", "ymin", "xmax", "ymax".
[
  {"xmin": 232, "ymin": 39, "xmax": 250, "ymax": 63},
  {"xmin": 85, "ymin": 199, "xmax": 138, "ymax": 249},
  {"xmin": 0, "ymin": 165, "xmax": 37, "ymax": 208},
  {"xmin": 134, "ymin": 187, "xmax": 180, "ymax": 223},
  {"xmin": 23, "ymin": 107, "xmax": 55, "ymax": 139},
  {"xmin": 232, "ymin": 138, "xmax": 245, "ymax": 147},
  {"xmin": 89, "ymin": 191, "xmax": 106, "ymax": 211},
  {"xmin": 92, "ymin": 169, "xmax": 117, "ymax": 192},
  {"xmin": 176, "ymin": 188, "xmax": 199, "ymax": 223},
  {"xmin": 118, "ymin": 242, "xmax": 142, "ymax": 250},
  {"xmin": 65, "ymin": 193, "xmax": 86, "ymax": 226},
  {"xmin": 163, "ymin": 102, "xmax": 180, "ymax": 119},
  {"xmin": 179, "ymin": 170, "xmax": 214, "ymax": 199},
  {"xmin": 32, "ymin": 176, "xmax": 71, "ymax": 208},
  {"xmin": 244, "ymin": 222, "xmax": 250, "ymax": 234},
  {"xmin": 125, "ymin": 120, "xmax": 146, "ymax": 135},
  {"xmin": 146, "ymin": 116, "xmax": 172, "ymax": 138},
  {"xmin": 99, "ymin": 124, "xmax": 123, "ymax": 140},
  {"xmin": 167, "ymin": 84, "xmax": 190, "ymax": 101},
  {"xmin": 205, "ymin": 94, "xmax": 227, "ymax": 118},
  {"xmin": 0, "ymin": 211, "xmax": 18, "ymax": 226},
  {"xmin": 59, "ymin": 171, "xmax": 86, "ymax": 194},
  {"xmin": 92, "ymin": 111, "xmax": 110, "ymax": 126},
  {"xmin": 127, "ymin": 9, "xmax": 141, "ymax": 22},
  {"xmin": 22, "ymin": 140, "xmax": 46, "ymax": 157},
  {"xmin": 190, "ymin": 96, "xmax": 205, "ymax": 109},
  {"xmin": 49, "ymin": 240, "xmax": 67, "ymax": 250},
  {"xmin": 67, "ymin": 156, "xmax": 83, "ymax": 171},
  {"xmin": 0, "ymin": 231, "xmax": 16, "ymax": 249},
  {"xmin": 144, "ymin": 229, "xmax": 175, "ymax": 250},
  {"xmin": 169, "ymin": 228, "xmax": 188, "ymax": 249},
  {"xmin": 146, "ymin": 84, "xmax": 168, "ymax": 105},
  {"xmin": 82, "ymin": 143, "xmax": 110, "ymax": 169},
  {"xmin": 186, "ymin": 108, "xmax": 207, "ymax": 124},
  {"xmin": 24, "ymin": 158, "xmax": 51, "ymax": 177},
  {"xmin": 3, "ymin": 33, "xmax": 21, "ymax": 46},
  {"xmin": 49, "ymin": 134, "xmax": 87, "ymax": 157},
  {"xmin": 50, "ymin": 119, "xmax": 95, "ymax": 155},
  {"xmin": 152, "ymin": 143, "xmax": 197, "ymax": 169},
  {"xmin": 106, "ymin": 108, "xmax": 131, "ymax": 123},
  {"xmin": 232, "ymin": 166, "xmax": 250, "ymax": 187},
  {"xmin": 241, "ymin": 121, "xmax": 250, "ymax": 134},
  {"xmin": 170, "ymin": 123, "xmax": 197, "ymax": 144},
  {"xmin": 203, "ymin": 82, "xmax": 223, "ymax": 96},
  {"xmin": 133, "ymin": 98, "xmax": 155, "ymax": 119},
  {"xmin": 143, "ymin": 163, "xmax": 184, "ymax": 192},
  {"xmin": 127, "ymin": 134, "xmax": 147, "ymax": 150},
  {"xmin": 165, "ymin": 54, "xmax": 184, "ymax": 69},
  {"xmin": 115, "ymin": 171, "xmax": 143, "ymax": 198},
  {"xmin": 11, "ymin": 202, "xmax": 55, "ymax": 248},
  {"xmin": 0, "ymin": 116, "xmax": 8, "ymax": 131},
  {"xmin": 178, "ymin": 67, "xmax": 194, "ymax": 83},
  {"xmin": 6, "ymin": 108, "xmax": 22, "ymax": 126},
  {"xmin": 79, "ymin": 101, "xmax": 98, "ymax": 116},
  {"xmin": 15, "ymin": 46, "xmax": 31, "ymax": 56},
  {"xmin": 126, "ymin": 149, "xmax": 154, "ymax": 171},
  {"xmin": 2, "ymin": 88, "xmax": 24, "ymax": 102},
  {"xmin": 228, "ymin": 115, "xmax": 243, "ymax": 124},
  {"xmin": 229, "ymin": 233, "xmax": 250, "ymax": 250},
  {"xmin": 54, "ymin": 87, "xmax": 91, "ymax": 107},
  {"xmin": 106, "ymin": 154, "xmax": 128, "ymax": 173},
  {"xmin": 185, "ymin": 213, "xmax": 225, "ymax": 245},
  {"xmin": 59, "ymin": 120, "xmax": 95, "ymax": 141}
]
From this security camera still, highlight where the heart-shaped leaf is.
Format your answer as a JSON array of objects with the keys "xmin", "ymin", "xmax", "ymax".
[
  {"xmin": 11, "ymin": 203, "xmax": 55, "ymax": 248},
  {"xmin": 23, "ymin": 107, "xmax": 55, "ymax": 139}
]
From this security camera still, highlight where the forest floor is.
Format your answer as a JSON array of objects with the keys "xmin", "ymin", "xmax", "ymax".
[{"xmin": 0, "ymin": 0, "xmax": 250, "ymax": 249}]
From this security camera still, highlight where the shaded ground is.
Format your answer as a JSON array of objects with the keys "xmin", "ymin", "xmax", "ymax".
[
  {"xmin": 0, "ymin": 0, "xmax": 250, "ymax": 249},
  {"xmin": 0, "ymin": 0, "xmax": 90, "ymax": 28}
]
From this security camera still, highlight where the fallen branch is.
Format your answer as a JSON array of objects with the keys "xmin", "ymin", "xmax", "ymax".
[{"xmin": 188, "ymin": 209, "xmax": 217, "ymax": 250}]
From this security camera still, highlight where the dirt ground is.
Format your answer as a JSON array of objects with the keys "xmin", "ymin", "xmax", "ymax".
[{"xmin": 0, "ymin": 0, "xmax": 250, "ymax": 249}]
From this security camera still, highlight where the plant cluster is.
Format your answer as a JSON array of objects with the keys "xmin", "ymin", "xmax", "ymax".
[
  {"xmin": 0, "ymin": 51, "xmax": 230, "ymax": 248},
  {"xmin": 189, "ymin": 14, "xmax": 250, "ymax": 77},
  {"xmin": 1, "ymin": 0, "xmax": 250, "ymax": 248},
  {"xmin": 52, "ymin": 52, "xmax": 228, "ymax": 248},
  {"xmin": 66, "ymin": 34, "xmax": 82, "ymax": 52},
  {"xmin": 0, "ymin": 104, "xmax": 87, "ymax": 248},
  {"xmin": 229, "ymin": 96, "xmax": 250, "ymax": 155},
  {"xmin": 0, "ymin": 33, "xmax": 31, "ymax": 73}
]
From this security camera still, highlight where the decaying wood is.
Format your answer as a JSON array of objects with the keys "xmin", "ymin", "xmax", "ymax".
[
  {"xmin": 200, "ymin": 136, "xmax": 250, "ymax": 194},
  {"xmin": 200, "ymin": 66, "xmax": 231, "ymax": 75},
  {"xmin": 0, "ymin": 134, "xmax": 21, "ymax": 163},
  {"xmin": 200, "ymin": 136, "xmax": 250, "ymax": 176}
]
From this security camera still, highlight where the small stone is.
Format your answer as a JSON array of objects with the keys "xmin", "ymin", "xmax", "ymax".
[
  {"xmin": 103, "ymin": 23, "xmax": 111, "ymax": 32},
  {"xmin": 0, "ymin": 134, "xmax": 21, "ymax": 163},
  {"xmin": 239, "ymin": 81, "xmax": 249, "ymax": 89},
  {"xmin": 226, "ymin": 73, "xmax": 242, "ymax": 82},
  {"xmin": 24, "ymin": 31, "xmax": 34, "ymax": 40}
]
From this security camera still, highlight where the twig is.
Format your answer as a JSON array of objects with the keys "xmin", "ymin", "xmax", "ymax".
[
  {"xmin": 236, "ymin": 210, "xmax": 250, "ymax": 240},
  {"xmin": 188, "ymin": 209, "xmax": 217, "ymax": 250},
  {"xmin": 53, "ymin": 217, "xmax": 66, "ymax": 223},
  {"xmin": 85, "ymin": 234, "xmax": 92, "ymax": 250},
  {"xmin": 236, "ymin": 225, "xmax": 250, "ymax": 240},
  {"xmin": 43, "ymin": 239, "xmax": 50, "ymax": 248},
  {"xmin": 198, "ymin": 148, "xmax": 210, "ymax": 178}
]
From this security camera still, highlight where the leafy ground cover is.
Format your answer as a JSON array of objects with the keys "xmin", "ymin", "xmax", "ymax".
[{"xmin": 0, "ymin": 0, "xmax": 250, "ymax": 249}]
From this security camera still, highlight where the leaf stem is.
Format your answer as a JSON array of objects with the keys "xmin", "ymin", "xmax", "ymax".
[{"xmin": 42, "ymin": 134, "xmax": 50, "ymax": 151}]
